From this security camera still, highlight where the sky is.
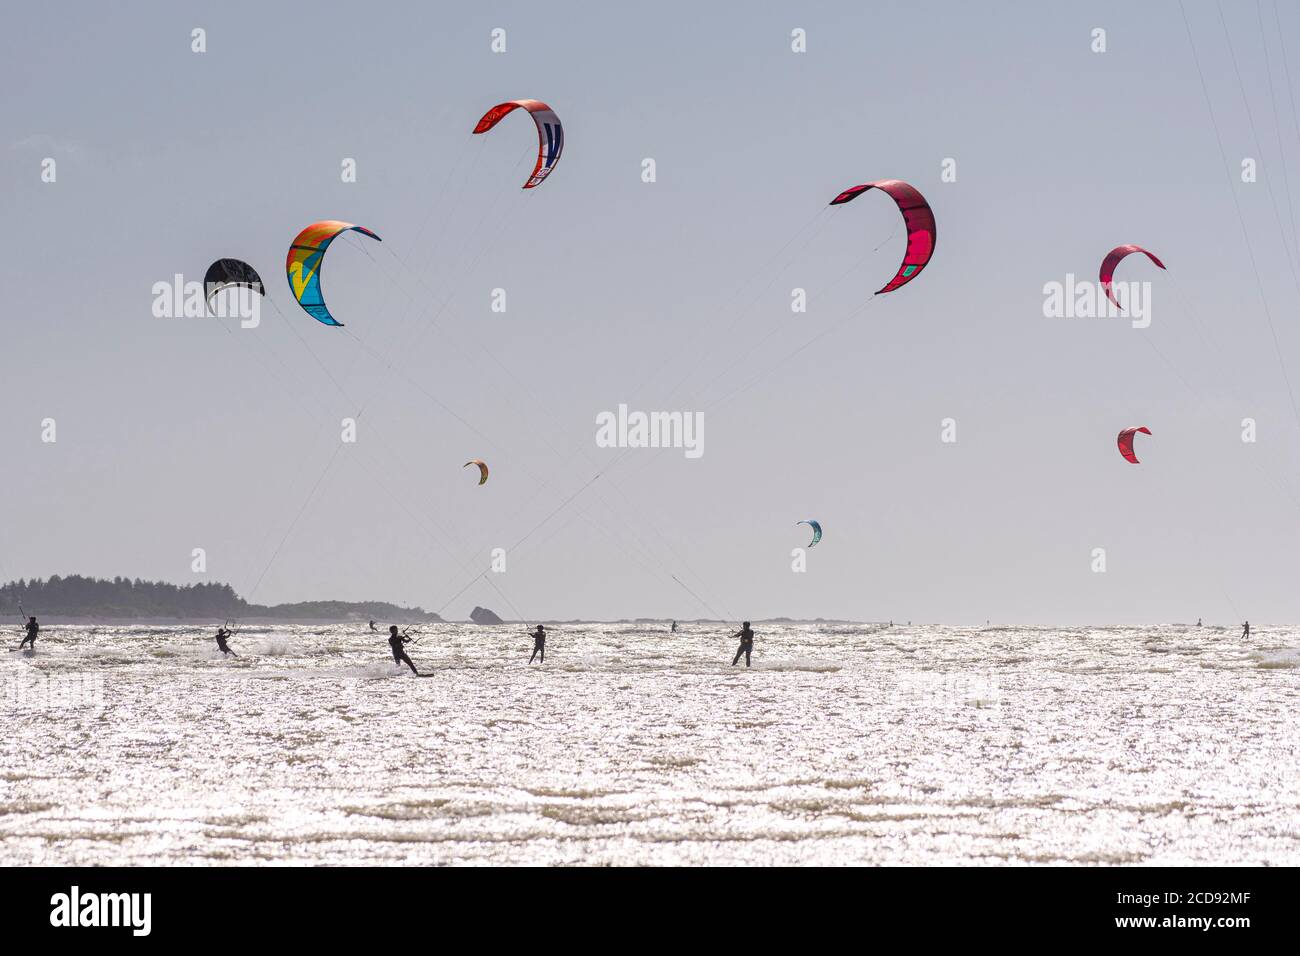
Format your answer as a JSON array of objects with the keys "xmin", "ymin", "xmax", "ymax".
[{"xmin": 3, "ymin": 0, "xmax": 1300, "ymax": 624}]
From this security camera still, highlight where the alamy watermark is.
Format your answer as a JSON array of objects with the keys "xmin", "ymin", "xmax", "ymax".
[
  {"xmin": 50, "ymin": 886, "xmax": 151, "ymax": 936},
  {"xmin": 152, "ymin": 274, "xmax": 262, "ymax": 328},
  {"xmin": 595, "ymin": 404, "xmax": 704, "ymax": 459},
  {"xmin": 4, "ymin": 664, "xmax": 105, "ymax": 713},
  {"xmin": 894, "ymin": 669, "xmax": 1002, "ymax": 712},
  {"xmin": 1043, "ymin": 275, "xmax": 1155, "ymax": 328}
]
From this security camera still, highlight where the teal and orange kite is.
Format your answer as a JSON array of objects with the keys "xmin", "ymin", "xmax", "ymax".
[{"xmin": 286, "ymin": 220, "xmax": 381, "ymax": 327}]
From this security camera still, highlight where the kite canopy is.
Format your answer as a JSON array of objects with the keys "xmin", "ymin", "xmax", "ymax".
[
  {"xmin": 1099, "ymin": 245, "xmax": 1165, "ymax": 310},
  {"xmin": 1117, "ymin": 426, "xmax": 1151, "ymax": 464},
  {"xmin": 464, "ymin": 459, "xmax": 489, "ymax": 485},
  {"xmin": 286, "ymin": 220, "xmax": 381, "ymax": 327},
  {"xmin": 472, "ymin": 100, "xmax": 564, "ymax": 189},
  {"xmin": 204, "ymin": 258, "xmax": 265, "ymax": 313},
  {"xmin": 797, "ymin": 519, "xmax": 823, "ymax": 548},
  {"xmin": 829, "ymin": 179, "xmax": 936, "ymax": 295}
]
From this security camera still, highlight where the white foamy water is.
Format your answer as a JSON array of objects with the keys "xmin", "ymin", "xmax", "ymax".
[{"xmin": 1, "ymin": 622, "xmax": 1297, "ymax": 865}]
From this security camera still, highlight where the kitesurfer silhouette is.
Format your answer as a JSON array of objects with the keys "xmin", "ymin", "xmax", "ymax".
[
  {"xmin": 528, "ymin": 625, "xmax": 546, "ymax": 663},
  {"xmin": 1242, "ymin": 620, "xmax": 1251, "ymax": 639},
  {"xmin": 389, "ymin": 626, "xmax": 419, "ymax": 674},
  {"xmin": 214, "ymin": 625, "xmax": 237, "ymax": 657},
  {"xmin": 18, "ymin": 616, "xmax": 38, "ymax": 651},
  {"xmin": 731, "ymin": 622, "xmax": 754, "ymax": 668}
]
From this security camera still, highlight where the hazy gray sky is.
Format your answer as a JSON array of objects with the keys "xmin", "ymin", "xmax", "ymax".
[{"xmin": 4, "ymin": 0, "xmax": 1300, "ymax": 623}]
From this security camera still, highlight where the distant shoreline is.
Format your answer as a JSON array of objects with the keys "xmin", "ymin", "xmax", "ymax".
[
  {"xmin": 2, "ymin": 576, "xmax": 883, "ymax": 627},
  {"xmin": 19, "ymin": 616, "xmax": 872, "ymax": 627}
]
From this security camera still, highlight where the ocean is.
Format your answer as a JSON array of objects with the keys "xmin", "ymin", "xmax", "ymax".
[{"xmin": 2, "ymin": 622, "xmax": 1296, "ymax": 865}]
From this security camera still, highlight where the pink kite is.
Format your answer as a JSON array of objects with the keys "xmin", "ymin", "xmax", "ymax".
[
  {"xmin": 1117, "ymin": 426, "xmax": 1151, "ymax": 464},
  {"xmin": 1100, "ymin": 245, "xmax": 1165, "ymax": 310},
  {"xmin": 829, "ymin": 180, "xmax": 936, "ymax": 295}
]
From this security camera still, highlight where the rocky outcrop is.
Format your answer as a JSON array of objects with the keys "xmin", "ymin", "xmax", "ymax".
[{"xmin": 470, "ymin": 606, "xmax": 504, "ymax": 625}]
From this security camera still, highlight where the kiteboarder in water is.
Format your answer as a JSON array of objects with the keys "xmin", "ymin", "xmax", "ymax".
[
  {"xmin": 18, "ymin": 616, "xmax": 38, "ymax": 651},
  {"xmin": 1242, "ymin": 621, "xmax": 1251, "ymax": 639},
  {"xmin": 731, "ymin": 622, "xmax": 755, "ymax": 668},
  {"xmin": 389, "ymin": 626, "xmax": 418, "ymax": 675},
  {"xmin": 369, "ymin": 619, "xmax": 377, "ymax": 632},
  {"xmin": 670, "ymin": 620, "xmax": 677, "ymax": 634},
  {"xmin": 214, "ymin": 625, "xmax": 237, "ymax": 657},
  {"xmin": 529, "ymin": 625, "xmax": 546, "ymax": 663}
]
